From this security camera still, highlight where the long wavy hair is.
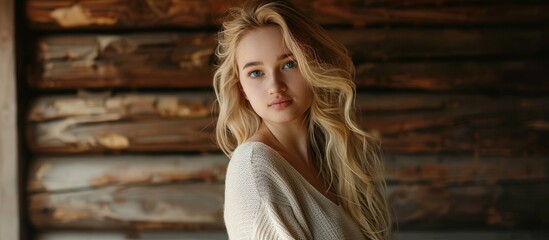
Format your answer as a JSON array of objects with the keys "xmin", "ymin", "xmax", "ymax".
[{"xmin": 213, "ymin": 1, "xmax": 392, "ymax": 239}]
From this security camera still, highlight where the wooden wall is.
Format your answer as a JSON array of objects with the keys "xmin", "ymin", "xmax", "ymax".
[
  {"xmin": 1, "ymin": 0, "xmax": 20, "ymax": 240},
  {"xmin": 21, "ymin": 0, "xmax": 549, "ymax": 239}
]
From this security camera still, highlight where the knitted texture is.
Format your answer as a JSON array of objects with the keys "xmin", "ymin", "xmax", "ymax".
[{"xmin": 224, "ymin": 142, "xmax": 366, "ymax": 240}]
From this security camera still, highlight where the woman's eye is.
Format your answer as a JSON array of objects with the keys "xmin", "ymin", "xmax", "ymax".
[
  {"xmin": 248, "ymin": 70, "xmax": 263, "ymax": 78},
  {"xmin": 283, "ymin": 61, "xmax": 296, "ymax": 69}
]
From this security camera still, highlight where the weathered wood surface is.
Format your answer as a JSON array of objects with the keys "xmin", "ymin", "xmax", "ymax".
[
  {"xmin": 36, "ymin": 232, "xmax": 130, "ymax": 240},
  {"xmin": 29, "ymin": 154, "xmax": 546, "ymax": 193},
  {"xmin": 29, "ymin": 154, "xmax": 228, "ymax": 230},
  {"xmin": 30, "ymin": 33, "xmax": 215, "ymax": 89},
  {"xmin": 27, "ymin": 92, "xmax": 217, "ymax": 153},
  {"xmin": 36, "ymin": 231, "xmax": 229, "ymax": 240},
  {"xmin": 356, "ymin": 60, "xmax": 549, "ymax": 92},
  {"xmin": 33, "ymin": 230, "xmax": 549, "ymax": 240},
  {"xmin": 389, "ymin": 182, "xmax": 549, "ymax": 228},
  {"xmin": 30, "ymin": 183, "xmax": 225, "ymax": 230},
  {"xmin": 28, "ymin": 92, "xmax": 549, "ymax": 155},
  {"xmin": 28, "ymin": 153, "xmax": 547, "ymax": 229},
  {"xmin": 334, "ymin": 29, "xmax": 548, "ymax": 61},
  {"xmin": 357, "ymin": 94, "xmax": 549, "ymax": 156},
  {"xmin": 30, "ymin": 29, "xmax": 549, "ymax": 90},
  {"xmin": 386, "ymin": 154, "xmax": 549, "ymax": 227},
  {"xmin": 28, "ymin": 155, "xmax": 228, "ymax": 193},
  {"xmin": 0, "ymin": 0, "xmax": 19, "ymax": 239},
  {"xmin": 25, "ymin": 0, "xmax": 549, "ymax": 29},
  {"xmin": 383, "ymin": 154, "xmax": 548, "ymax": 185}
]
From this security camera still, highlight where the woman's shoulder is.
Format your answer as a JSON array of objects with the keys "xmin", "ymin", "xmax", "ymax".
[
  {"xmin": 224, "ymin": 142, "xmax": 271, "ymax": 201},
  {"xmin": 229, "ymin": 141, "xmax": 293, "ymax": 204},
  {"xmin": 231, "ymin": 141, "xmax": 282, "ymax": 171}
]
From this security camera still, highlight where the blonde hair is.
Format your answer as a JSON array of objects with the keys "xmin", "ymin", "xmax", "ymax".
[{"xmin": 213, "ymin": 1, "xmax": 392, "ymax": 239}]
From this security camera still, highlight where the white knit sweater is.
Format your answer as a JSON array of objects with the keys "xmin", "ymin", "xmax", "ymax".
[{"xmin": 224, "ymin": 141, "xmax": 366, "ymax": 240}]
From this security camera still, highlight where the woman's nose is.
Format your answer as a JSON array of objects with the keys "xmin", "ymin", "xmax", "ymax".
[{"xmin": 268, "ymin": 71, "xmax": 287, "ymax": 94}]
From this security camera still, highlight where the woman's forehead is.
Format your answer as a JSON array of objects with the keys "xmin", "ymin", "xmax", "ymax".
[{"xmin": 235, "ymin": 26, "xmax": 291, "ymax": 66}]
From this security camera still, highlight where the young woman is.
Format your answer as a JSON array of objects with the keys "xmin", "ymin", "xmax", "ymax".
[{"xmin": 213, "ymin": 1, "xmax": 392, "ymax": 239}]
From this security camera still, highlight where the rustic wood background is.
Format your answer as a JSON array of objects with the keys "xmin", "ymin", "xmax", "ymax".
[
  {"xmin": 1, "ymin": 0, "xmax": 20, "ymax": 240},
  {"xmin": 21, "ymin": 0, "xmax": 548, "ymax": 239}
]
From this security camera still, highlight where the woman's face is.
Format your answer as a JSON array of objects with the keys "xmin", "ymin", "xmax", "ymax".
[{"xmin": 236, "ymin": 26, "xmax": 313, "ymax": 125}]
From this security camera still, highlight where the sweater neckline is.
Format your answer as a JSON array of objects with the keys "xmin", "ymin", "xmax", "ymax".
[{"xmin": 243, "ymin": 141, "xmax": 343, "ymax": 209}]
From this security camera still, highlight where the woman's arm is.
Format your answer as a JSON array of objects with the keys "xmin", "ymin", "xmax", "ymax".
[{"xmin": 224, "ymin": 144, "xmax": 310, "ymax": 240}]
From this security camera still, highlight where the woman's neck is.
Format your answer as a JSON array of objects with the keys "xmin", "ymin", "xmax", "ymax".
[{"xmin": 260, "ymin": 120, "xmax": 311, "ymax": 166}]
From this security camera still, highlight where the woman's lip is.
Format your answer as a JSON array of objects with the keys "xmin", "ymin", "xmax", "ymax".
[
  {"xmin": 268, "ymin": 98, "xmax": 293, "ymax": 109},
  {"xmin": 269, "ymin": 100, "xmax": 293, "ymax": 110},
  {"xmin": 269, "ymin": 98, "xmax": 293, "ymax": 106}
]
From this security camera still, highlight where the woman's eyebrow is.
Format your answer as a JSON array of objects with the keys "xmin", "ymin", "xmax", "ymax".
[
  {"xmin": 242, "ymin": 61, "xmax": 262, "ymax": 70},
  {"xmin": 242, "ymin": 53, "xmax": 294, "ymax": 70},
  {"xmin": 278, "ymin": 53, "xmax": 293, "ymax": 60},
  {"xmin": 242, "ymin": 61, "xmax": 263, "ymax": 70}
]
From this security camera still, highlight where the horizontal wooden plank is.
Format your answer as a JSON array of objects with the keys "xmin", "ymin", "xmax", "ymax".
[
  {"xmin": 34, "ymin": 230, "xmax": 549, "ymax": 240},
  {"xmin": 29, "ymin": 153, "xmax": 547, "ymax": 193},
  {"xmin": 27, "ymin": 153, "xmax": 546, "ymax": 229},
  {"xmin": 30, "ymin": 183, "xmax": 225, "ymax": 230},
  {"xmin": 389, "ymin": 182, "xmax": 549, "ymax": 228},
  {"xmin": 28, "ymin": 92, "xmax": 549, "ymax": 155},
  {"xmin": 30, "ymin": 29, "xmax": 548, "ymax": 90},
  {"xmin": 392, "ymin": 231, "xmax": 549, "ymax": 240},
  {"xmin": 27, "ymin": 137, "xmax": 547, "ymax": 230},
  {"xmin": 36, "ymin": 232, "xmax": 128, "ymax": 240},
  {"xmin": 28, "ymin": 155, "xmax": 228, "ymax": 193},
  {"xmin": 357, "ymin": 94, "xmax": 549, "ymax": 156},
  {"xmin": 29, "ymin": 118, "xmax": 217, "ymax": 153},
  {"xmin": 27, "ymin": 92, "xmax": 217, "ymax": 153},
  {"xmin": 334, "ymin": 29, "xmax": 548, "ymax": 61},
  {"xmin": 28, "ymin": 91, "xmax": 216, "ymax": 121},
  {"xmin": 30, "ymin": 33, "xmax": 215, "ymax": 89},
  {"xmin": 36, "ymin": 231, "xmax": 229, "ymax": 240},
  {"xmin": 29, "ymin": 181, "xmax": 549, "ymax": 229},
  {"xmin": 25, "ymin": 0, "xmax": 549, "ymax": 29},
  {"xmin": 356, "ymin": 60, "xmax": 549, "ymax": 93},
  {"xmin": 383, "ymin": 154, "xmax": 548, "ymax": 185}
]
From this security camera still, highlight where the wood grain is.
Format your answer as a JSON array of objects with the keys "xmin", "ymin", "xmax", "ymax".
[
  {"xmin": 27, "ymin": 92, "xmax": 217, "ymax": 153},
  {"xmin": 35, "ymin": 231, "xmax": 229, "ymax": 240},
  {"xmin": 25, "ymin": 0, "xmax": 549, "ymax": 29},
  {"xmin": 28, "ymin": 153, "xmax": 547, "ymax": 194},
  {"xmin": 356, "ymin": 60, "xmax": 549, "ymax": 92},
  {"xmin": 30, "ymin": 33, "xmax": 215, "ymax": 89},
  {"xmin": 32, "ymin": 182, "xmax": 548, "ymax": 229},
  {"xmin": 27, "ymin": 92, "xmax": 548, "ymax": 156},
  {"xmin": 0, "ymin": 0, "xmax": 19, "ymax": 239},
  {"xmin": 21, "ymin": 0, "xmax": 549, "ymax": 234},
  {"xmin": 33, "ymin": 230, "xmax": 549, "ymax": 240},
  {"xmin": 357, "ymin": 93, "xmax": 549, "ymax": 156},
  {"xmin": 28, "ymin": 155, "xmax": 228, "ymax": 193},
  {"xmin": 30, "ymin": 29, "xmax": 549, "ymax": 91},
  {"xmin": 384, "ymin": 153, "xmax": 548, "ymax": 185},
  {"xmin": 28, "ymin": 153, "xmax": 547, "ymax": 229},
  {"xmin": 30, "ymin": 184, "xmax": 225, "ymax": 230},
  {"xmin": 388, "ymin": 182, "xmax": 549, "ymax": 228}
]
